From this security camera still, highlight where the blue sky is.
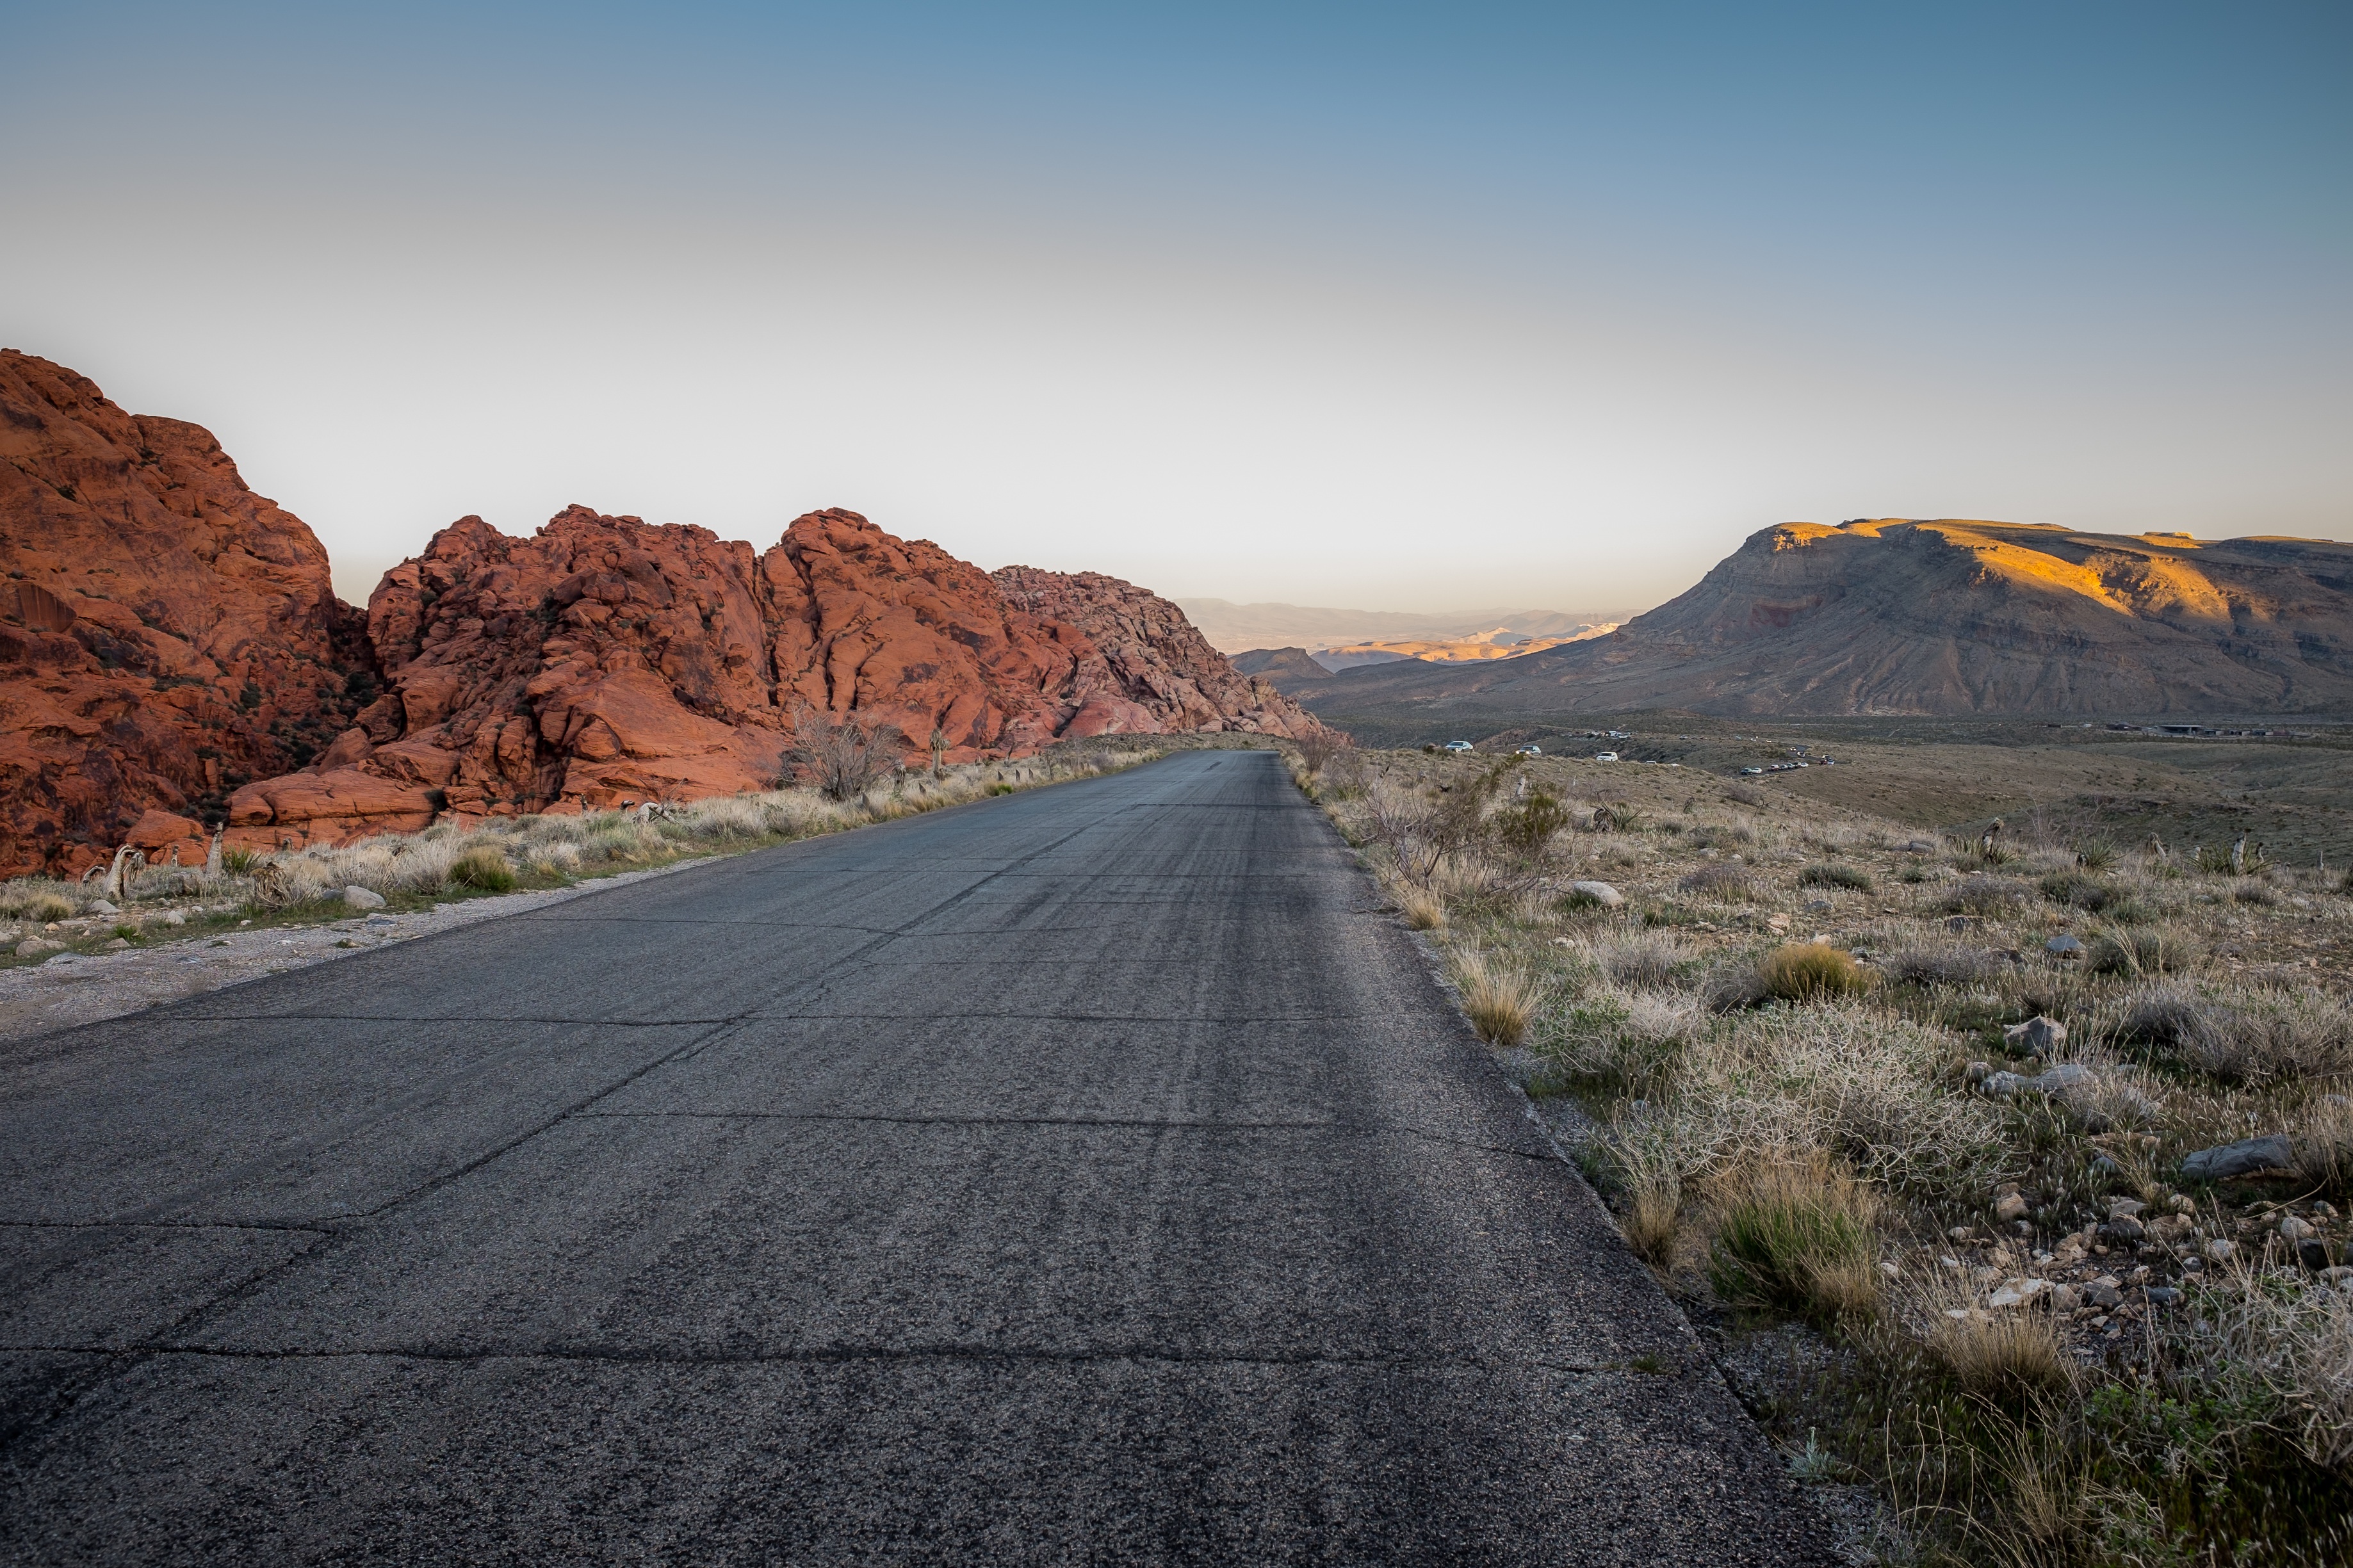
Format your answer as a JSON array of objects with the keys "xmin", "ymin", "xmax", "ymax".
[{"xmin": 5, "ymin": 2, "xmax": 2346, "ymax": 611}]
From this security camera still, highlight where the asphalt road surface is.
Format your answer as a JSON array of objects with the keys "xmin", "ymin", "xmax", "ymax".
[{"xmin": 1, "ymin": 750, "xmax": 1834, "ymax": 1564}]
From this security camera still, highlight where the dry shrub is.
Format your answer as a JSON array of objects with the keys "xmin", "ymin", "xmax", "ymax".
[
  {"xmin": 1943, "ymin": 875, "xmax": 2032, "ymax": 915},
  {"xmin": 2119, "ymin": 984, "xmax": 2353, "ymax": 1083},
  {"xmin": 2294, "ymin": 1098, "xmax": 2353, "ymax": 1196},
  {"xmin": 2086, "ymin": 925, "xmax": 2201, "ymax": 977},
  {"xmin": 1883, "ymin": 946, "xmax": 2007, "ymax": 989},
  {"xmin": 1678, "ymin": 862, "xmax": 1764, "ymax": 902},
  {"xmin": 2, "ymin": 888, "xmax": 77, "ymax": 923},
  {"xmin": 1451, "ymin": 948, "xmax": 1538, "ymax": 1046},
  {"xmin": 1592, "ymin": 929, "xmax": 1693, "ymax": 988},
  {"xmin": 1706, "ymin": 1156, "xmax": 1882, "ymax": 1323},
  {"xmin": 1757, "ymin": 943, "xmax": 1871, "ymax": 1003},
  {"xmin": 448, "ymin": 845, "xmax": 517, "ymax": 893},
  {"xmin": 1797, "ymin": 862, "xmax": 1875, "ymax": 893},
  {"xmin": 2185, "ymin": 1264, "xmax": 2353, "ymax": 1477}
]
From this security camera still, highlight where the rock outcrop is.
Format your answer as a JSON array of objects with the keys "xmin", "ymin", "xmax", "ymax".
[
  {"xmin": 1307, "ymin": 519, "xmax": 2353, "ymax": 718},
  {"xmin": 0, "ymin": 351, "xmax": 370, "ymax": 876},
  {"xmin": 991, "ymin": 567, "xmax": 1331, "ymax": 740},
  {"xmin": 4, "ymin": 352, "xmax": 1342, "ymax": 864},
  {"xmin": 227, "ymin": 508, "xmax": 1161, "ymax": 843}
]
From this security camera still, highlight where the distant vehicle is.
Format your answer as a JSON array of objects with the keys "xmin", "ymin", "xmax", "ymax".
[
  {"xmin": 1606, "ymin": 730, "xmax": 1630, "ymax": 740},
  {"xmin": 1593, "ymin": 751, "xmax": 1619, "ymax": 763},
  {"xmin": 1739, "ymin": 766, "xmax": 1764, "ymax": 775},
  {"xmin": 1513, "ymin": 743, "xmax": 1542, "ymax": 756},
  {"xmin": 1442, "ymin": 740, "xmax": 1474, "ymax": 754}
]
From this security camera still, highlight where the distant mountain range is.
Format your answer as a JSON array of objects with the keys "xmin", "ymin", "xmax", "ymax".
[
  {"xmin": 1176, "ymin": 598, "xmax": 1629, "ymax": 655},
  {"xmin": 1298, "ymin": 519, "xmax": 2353, "ymax": 720}
]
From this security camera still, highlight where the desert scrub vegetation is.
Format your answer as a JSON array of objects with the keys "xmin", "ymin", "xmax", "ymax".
[
  {"xmin": 1310, "ymin": 742, "xmax": 2353, "ymax": 1563},
  {"xmin": 1, "ymin": 739, "xmax": 1164, "ymax": 967}
]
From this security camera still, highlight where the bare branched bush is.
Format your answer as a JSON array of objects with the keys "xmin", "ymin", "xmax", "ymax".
[{"xmin": 787, "ymin": 707, "xmax": 908, "ymax": 802}]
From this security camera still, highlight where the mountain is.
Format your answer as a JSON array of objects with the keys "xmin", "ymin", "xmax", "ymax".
[
  {"xmin": 990, "ymin": 569, "xmax": 1328, "ymax": 740},
  {"xmin": 1231, "ymin": 647, "xmax": 1341, "ymax": 691},
  {"xmin": 1175, "ymin": 598, "xmax": 1627, "ymax": 655},
  {"xmin": 0, "ymin": 350, "xmax": 372, "ymax": 876},
  {"xmin": 0, "ymin": 354, "xmax": 1333, "ymax": 872},
  {"xmin": 1303, "ymin": 519, "xmax": 2353, "ymax": 720}
]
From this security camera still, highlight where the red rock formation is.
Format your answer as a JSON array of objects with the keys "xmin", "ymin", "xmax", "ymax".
[
  {"xmin": 990, "ymin": 566, "xmax": 1334, "ymax": 741},
  {"xmin": 0, "ymin": 351, "xmax": 370, "ymax": 877},
  {"xmin": 226, "ymin": 507, "xmax": 1178, "ymax": 843}
]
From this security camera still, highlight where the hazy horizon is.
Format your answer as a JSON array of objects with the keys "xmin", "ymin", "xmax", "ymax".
[{"xmin": 6, "ymin": 3, "xmax": 2346, "ymax": 611}]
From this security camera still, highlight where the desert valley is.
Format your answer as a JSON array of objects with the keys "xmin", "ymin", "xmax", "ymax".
[
  {"xmin": 5, "ymin": 11, "xmax": 2349, "ymax": 1562},
  {"xmin": 6, "ymin": 346, "xmax": 2353, "ymax": 1566}
]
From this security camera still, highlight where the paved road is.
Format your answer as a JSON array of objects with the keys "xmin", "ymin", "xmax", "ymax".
[{"xmin": 1, "ymin": 750, "xmax": 1832, "ymax": 1564}]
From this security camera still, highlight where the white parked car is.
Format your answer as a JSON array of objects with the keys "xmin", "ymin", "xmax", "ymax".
[
  {"xmin": 1593, "ymin": 751, "xmax": 1618, "ymax": 763},
  {"xmin": 1513, "ymin": 744, "xmax": 1542, "ymax": 756},
  {"xmin": 1442, "ymin": 740, "xmax": 1474, "ymax": 754}
]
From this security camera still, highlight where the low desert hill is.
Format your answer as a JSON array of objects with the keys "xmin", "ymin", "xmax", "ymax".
[
  {"xmin": 1305, "ymin": 519, "xmax": 2353, "ymax": 722},
  {"xmin": 0, "ymin": 351, "xmax": 1326, "ymax": 875}
]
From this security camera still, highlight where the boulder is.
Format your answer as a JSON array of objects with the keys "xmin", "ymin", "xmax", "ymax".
[
  {"xmin": 2180, "ymin": 1135, "xmax": 2293, "ymax": 1183},
  {"xmin": 2003, "ymin": 1015, "xmax": 2067, "ymax": 1056},
  {"xmin": 343, "ymin": 885, "xmax": 387, "ymax": 912},
  {"xmin": 1567, "ymin": 881, "xmax": 1625, "ymax": 908},
  {"xmin": 2044, "ymin": 933, "xmax": 2083, "ymax": 958},
  {"xmin": 13, "ymin": 937, "xmax": 64, "ymax": 957}
]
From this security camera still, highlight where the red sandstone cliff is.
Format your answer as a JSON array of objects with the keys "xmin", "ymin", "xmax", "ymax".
[
  {"xmin": 224, "ymin": 507, "xmax": 1174, "ymax": 844},
  {"xmin": 990, "ymin": 566, "xmax": 1331, "ymax": 741},
  {"xmin": 3, "ymin": 353, "xmax": 1335, "ymax": 866},
  {"xmin": 0, "ymin": 351, "xmax": 370, "ymax": 876}
]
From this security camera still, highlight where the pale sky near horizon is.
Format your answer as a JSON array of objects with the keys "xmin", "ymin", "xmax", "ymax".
[{"xmin": 4, "ymin": 3, "xmax": 2347, "ymax": 613}]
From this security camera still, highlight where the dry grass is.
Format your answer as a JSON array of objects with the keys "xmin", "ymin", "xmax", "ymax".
[
  {"xmin": 1755, "ymin": 942, "xmax": 1872, "ymax": 1003},
  {"xmin": 1394, "ymin": 883, "xmax": 1448, "ymax": 930},
  {"xmin": 1706, "ymin": 1156, "xmax": 1882, "ymax": 1323},
  {"xmin": 1307, "ymin": 742, "xmax": 2353, "ymax": 1564},
  {"xmin": 1451, "ymin": 948, "xmax": 1538, "ymax": 1046},
  {"xmin": 1916, "ymin": 1278, "xmax": 2074, "ymax": 1403}
]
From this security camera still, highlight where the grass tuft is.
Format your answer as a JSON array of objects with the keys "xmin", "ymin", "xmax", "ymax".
[
  {"xmin": 446, "ymin": 845, "xmax": 518, "ymax": 893},
  {"xmin": 1707, "ymin": 1157, "xmax": 1882, "ymax": 1323},
  {"xmin": 1756, "ymin": 942, "xmax": 1871, "ymax": 1003},
  {"xmin": 1451, "ymin": 948, "xmax": 1539, "ymax": 1046}
]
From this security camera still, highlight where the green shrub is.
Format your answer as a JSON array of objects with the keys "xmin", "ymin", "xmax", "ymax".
[
  {"xmin": 1490, "ymin": 789, "xmax": 1571, "ymax": 857},
  {"xmin": 1757, "ymin": 943, "xmax": 1871, "ymax": 1003},
  {"xmin": 1798, "ymin": 862, "xmax": 1874, "ymax": 893},
  {"xmin": 2074, "ymin": 837, "xmax": 2119, "ymax": 871},
  {"xmin": 448, "ymin": 845, "xmax": 517, "ymax": 893},
  {"xmin": 222, "ymin": 846, "xmax": 263, "ymax": 874}
]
